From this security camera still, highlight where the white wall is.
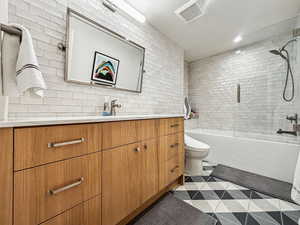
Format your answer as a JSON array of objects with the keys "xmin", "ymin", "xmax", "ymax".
[
  {"xmin": 0, "ymin": 0, "xmax": 8, "ymax": 23},
  {"xmin": 7, "ymin": 0, "xmax": 184, "ymax": 118}
]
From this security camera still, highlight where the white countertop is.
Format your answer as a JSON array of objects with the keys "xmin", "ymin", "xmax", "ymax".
[{"xmin": 0, "ymin": 114, "xmax": 184, "ymax": 128}]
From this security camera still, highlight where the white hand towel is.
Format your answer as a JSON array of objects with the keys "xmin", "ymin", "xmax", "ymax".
[
  {"xmin": 2, "ymin": 31, "xmax": 20, "ymax": 97},
  {"xmin": 291, "ymin": 152, "xmax": 300, "ymax": 205},
  {"xmin": 9, "ymin": 24, "xmax": 47, "ymax": 97}
]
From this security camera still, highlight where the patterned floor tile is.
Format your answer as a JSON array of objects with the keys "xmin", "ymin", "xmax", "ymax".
[
  {"xmin": 222, "ymin": 190, "xmax": 252, "ymax": 200},
  {"xmin": 281, "ymin": 211, "xmax": 300, "ymax": 225},
  {"xmin": 247, "ymin": 212, "xmax": 282, "ymax": 225},
  {"xmin": 279, "ymin": 200, "xmax": 300, "ymax": 211},
  {"xmin": 246, "ymin": 213, "xmax": 281, "ymax": 225},
  {"xmin": 198, "ymin": 181, "xmax": 231, "ymax": 191},
  {"xmin": 251, "ymin": 191, "xmax": 274, "ymax": 200},
  {"xmin": 185, "ymin": 175, "xmax": 210, "ymax": 182},
  {"xmin": 188, "ymin": 199, "xmax": 221, "ymax": 213},
  {"xmin": 176, "ymin": 182, "xmax": 203, "ymax": 191},
  {"xmin": 173, "ymin": 190, "xmax": 198, "ymax": 200},
  {"xmin": 215, "ymin": 200, "xmax": 250, "ymax": 213},
  {"xmin": 172, "ymin": 161, "xmax": 300, "ymax": 225},
  {"xmin": 215, "ymin": 213, "xmax": 247, "ymax": 225},
  {"xmin": 192, "ymin": 190, "xmax": 225, "ymax": 200},
  {"xmin": 249, "ymin": 199, "xmax": 281, "ymax": 212}
]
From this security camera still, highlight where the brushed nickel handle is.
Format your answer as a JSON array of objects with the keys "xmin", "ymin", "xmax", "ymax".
[
  {"xmin": 170, "ymin": 143, "xmax": 179, "ymax": 148},
  {"xmin": 49, "ymin": 177, "xmax": 84, "ymax": 195},
  {"xmin": 48, "ymin": 138, "xmax": 85, "ymax": 148},
  {"xmin": 237, "ymin": 84, "xmax": 241, "ymax": 103},
  {"xmin": 170, "ymin": 166, "xmax": 179, "ymax": 173},
  {"xmin": 134, "ymin": 147, "xmax": 141, "ymax": 152},
  {"xmin": 170, "ymin": 124, "xmax": 179, "ymax": 128}
]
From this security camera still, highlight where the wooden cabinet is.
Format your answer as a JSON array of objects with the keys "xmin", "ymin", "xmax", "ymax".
[
  {"xmin": 158, "ymin": 117, "xmax": 184, "ymax": 136},
  {"xmin": 141, "ymin": 139, "xmax": 159, "ymax": 203},
  {"xmin": 102, "ymin": 121, "xmax": 138, "ymax": 149},
  {"xmin": 138, "ymin": 119, "xmax": 158, "ymax": 141},
  {"xmin": 14, "ymin": 152, "xmax": 102, "ymax": 225},
  {"xmin": 102, "ymin": 138, "xmax": 159, "ymax": 225},
  {"xmin": 3, "ymin": 116, "xmax": 183, "ymax": 225},
  {"xmin": 14, "ymin": 124, "xmax": 101, "ymax": 170},
  {"xmin": 102, "ymin": 143, "xmax": 142, "ymax": 225},
  {"xmin": 158, "ymin": 132, "xmax": 184, "ymax": 190},
  {"xmin": 40, "ymin": 196, "xmax": 101, "ymax": 225},
  {"xmin": 0, "ymin": 128, "xmax": 13, "ymax": 225}
]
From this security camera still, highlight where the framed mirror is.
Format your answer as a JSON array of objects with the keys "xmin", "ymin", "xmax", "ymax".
[{"xmin": 65, "ymin": 9, "xmax": 145, "ymax": 93}]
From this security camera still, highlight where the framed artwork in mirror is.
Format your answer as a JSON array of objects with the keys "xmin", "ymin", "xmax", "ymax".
[{"xmin": 91, "ymin": 51, "xmax": 120, "ymax": 85}]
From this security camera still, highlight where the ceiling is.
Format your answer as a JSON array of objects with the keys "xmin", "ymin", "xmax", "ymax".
[{"xmin": 126, "ymin": 0, "xmax": 300, "ymax": 61}]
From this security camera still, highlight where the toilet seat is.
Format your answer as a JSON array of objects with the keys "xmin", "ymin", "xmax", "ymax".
[{"xmin": 184, "ymin": 134, "xmax": 210, "ymax": 152}]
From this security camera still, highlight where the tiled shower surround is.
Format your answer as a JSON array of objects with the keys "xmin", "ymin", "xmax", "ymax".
[
  {"xmin": 188, "ymin": 36, "xmax": 300, "ymax": 144},
  {"xmin": 7, "ymin": 0, "xmax": 184, "ymax": 118}
]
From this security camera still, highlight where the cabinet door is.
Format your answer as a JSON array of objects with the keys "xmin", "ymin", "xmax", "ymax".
[
  {"xmin": 141, "ymin": 139, "xmax": 158, "ymax": 203},
  {"xmin": 102, "ymin": 143, "xmax": 142, "ymax": 225}
]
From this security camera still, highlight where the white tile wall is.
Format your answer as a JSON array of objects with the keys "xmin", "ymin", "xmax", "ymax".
[
  {"xmin": 7, "ymin": 0, "xmax": 184, "ymax": 118},
  {"xmin": 188, "ymin": 35, "xmax": 300, "ymax": 144}
]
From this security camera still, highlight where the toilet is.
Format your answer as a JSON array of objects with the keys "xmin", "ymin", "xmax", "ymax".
[{"xmin": 184, "ymin": 134, "xmax": 210, "ymax": 175}]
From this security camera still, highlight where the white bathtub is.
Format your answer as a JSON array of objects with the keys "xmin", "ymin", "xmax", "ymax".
[{"xmin": 186, "ymin": 128, "xmax": 300, "ymax": 183}]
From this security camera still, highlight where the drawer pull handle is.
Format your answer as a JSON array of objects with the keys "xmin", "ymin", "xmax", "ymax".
[
  {"xmin": 170, "ymin": 124, "xmax": 179, "ymax": 128},
  {"xmin": 170, "ymin": 143, "xmax": 179, "ymax": 148},
  {"xmin": 171, "ymin": 166, "xmax": 179, "ymax": 173},
  {"xmin": 48, "ymin": 138, "xmax": 85, "ymax": 148},
  {"xmin": 144, "ymin": 144, "xmax": 148, "ymax": 150},
  {"xmin": 134, "ymin": 147, "xmax": 141, "ymax": 152},
  {"xmin": 49, "ymin": 177, "xmax": 84, "ymax": 195}
]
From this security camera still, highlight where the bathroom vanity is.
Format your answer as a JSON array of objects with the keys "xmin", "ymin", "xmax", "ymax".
[{"xmin": 0, "ymin": 115, "xmax": 184, "ymax": 225}]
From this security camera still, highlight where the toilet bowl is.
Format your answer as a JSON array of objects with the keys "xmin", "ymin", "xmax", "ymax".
[{"xmin": 184, "ymin": 134, "xmax": 210, "ymax": 175}]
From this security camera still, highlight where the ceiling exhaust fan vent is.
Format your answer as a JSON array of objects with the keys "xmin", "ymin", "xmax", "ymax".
[{"xmin": 175, "ymin": 0, "xmax": 208, "ymax": 23}]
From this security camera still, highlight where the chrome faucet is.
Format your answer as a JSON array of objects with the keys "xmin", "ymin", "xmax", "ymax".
[
  {"xmin": 277, "ymin": 113, "xmax": 298, "ymax": 136},
  {"xmin": 110, "ymin": 99, "xmax": 121, "ymax": 116}
]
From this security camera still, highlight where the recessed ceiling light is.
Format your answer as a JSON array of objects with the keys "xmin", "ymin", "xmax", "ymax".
[
  {"xmin": 234, "ymin": 35, "xmax": 243, "ymax": 43},
  {"xmin": 106, "ymin": 0, "xmax": 146, "ymax": 23},
  {"xmin": 235, "ymin": 50, "xmax": 241, "ymax": 54}
]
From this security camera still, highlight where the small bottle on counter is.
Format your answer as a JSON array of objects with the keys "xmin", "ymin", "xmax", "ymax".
[{"xmin": 102, "ymin": 96, "xmax": 111, "ymax": 116}]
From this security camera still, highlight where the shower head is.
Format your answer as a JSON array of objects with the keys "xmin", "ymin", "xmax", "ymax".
[
  {"xmin": 270, "ymin": 49, "xmax": 281, "ymax": 55},
  {"xmin": 269, "ymin": 49, "xmax": 287, "ymax": 59}
]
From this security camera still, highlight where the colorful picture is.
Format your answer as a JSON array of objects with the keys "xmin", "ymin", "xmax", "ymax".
[{"xmin": 91, "ymin": 51, "xmax": 119, "ymax": 85}]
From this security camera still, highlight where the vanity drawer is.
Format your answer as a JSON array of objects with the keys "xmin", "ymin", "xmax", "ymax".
[
  {"xmin": 40, "ymin": 196, "xmax": 101, "ymax": 225},
  {"xmin": 14, "ymin": 124, "xmax": 101, "ymax": 170},
  {"xmin": 167, "ymin": 156, "xmax": 180, "ymax": 184},
  {"xmin": 14, "ymin": 152, "xmax": 102, "ymax": 225},
  {"xmin": 137, "ymin": 119, "xmax": 158, "ymax": 141},
  {"xmin": 159, "ymin": 118, "xmax": 184, "ymax": 136},
  {"xmin": 159, "ymin": 156, "xmax": 180, "ymax": 190},
  {"xmin": 102, "ymin": 121, "xmax": 138, "ymax": 149},
  {"xmin": 158, "ymin": 133, "xmax": 184, "ymax": 162}
]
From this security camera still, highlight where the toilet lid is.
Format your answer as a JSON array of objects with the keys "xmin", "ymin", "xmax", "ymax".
[{"xmin": 184, "ymin": 134, "xmax": 210, "ymax": 151}]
